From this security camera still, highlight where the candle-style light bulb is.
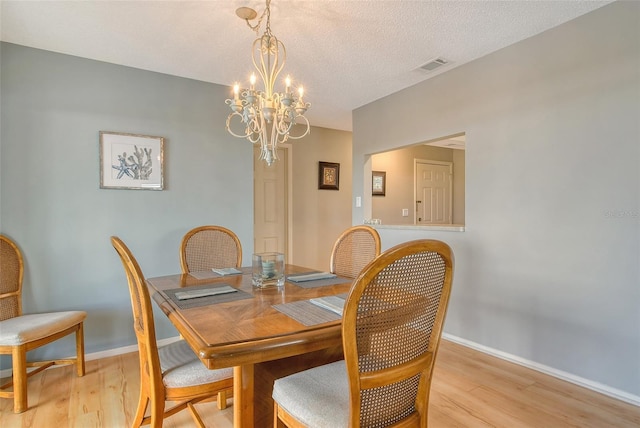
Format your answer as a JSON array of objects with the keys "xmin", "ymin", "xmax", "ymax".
[
  {"xmin": 285, "ymin": 75, "xmax": 291, "ymax": 93},
  {"xmin": 298, "ymin": 86, "xmax": 304, "ymax": 100},
  {"xmin": 250, "ymin": 74, "xmax": 256, "ymax": 90},
  {"xmin": 233, "ymin": 83, "xmax": 240, "ymax": 100}
]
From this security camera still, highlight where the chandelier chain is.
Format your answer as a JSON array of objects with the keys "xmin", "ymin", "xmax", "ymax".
[{"xmin": 245, "ymin": 0, "xmax": 272, "ymax": 36}]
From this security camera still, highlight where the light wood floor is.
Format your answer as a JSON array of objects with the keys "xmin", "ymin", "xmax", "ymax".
[{"xmin": 1, "ymin": 340, "xmax": 638, "ymax": 427}]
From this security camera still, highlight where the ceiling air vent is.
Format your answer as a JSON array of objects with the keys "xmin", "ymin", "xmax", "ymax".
[{"xmin": 419, "ymin": 57, "xmax": 449, "ymax": 72}]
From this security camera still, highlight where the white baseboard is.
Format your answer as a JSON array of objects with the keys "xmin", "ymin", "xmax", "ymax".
[
  {"xmin": 0, "ymin": 336, "xmax": 181, "ymax": 379},
  {"xmin": 83, "ymin": 336, "xmax": 182, "ymax": 362},
  {"xmin": 4, "ymin": 333, "xmax": 639, "ymax": 408},
  {"xmin": 442, "ymin": 333, "xmax": 640, "ymax": 407}
]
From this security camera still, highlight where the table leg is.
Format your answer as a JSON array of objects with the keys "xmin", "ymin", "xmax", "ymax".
[{"xmin": 233, "ymin": 365, "xmax": 254, "ymax": 427}]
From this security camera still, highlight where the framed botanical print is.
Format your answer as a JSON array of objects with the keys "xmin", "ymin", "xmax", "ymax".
[
  {"xmin": 372, "ymin": 171, "xmax": 386, "ymax": 196},
  {"xmin": 318, "ymin": 161, "xmax": 340, "ymax": 190},
  {"xmin": 100, "ymin": 131, "xmax": 164, "ymax": 190}
]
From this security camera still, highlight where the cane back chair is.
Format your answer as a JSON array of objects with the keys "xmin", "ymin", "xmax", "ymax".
[
  {"xmin": 330, "ymin": 225, "xmax": 381, "ymax": 279},
  {"xmin": 0, "ymin": 234, "xmax": 86, "ymax": 413},
  {"xmin": 111, "ymin": 236, "xmax": 233, "ymax": 427},
  {"xmin": 179, "ymin": 226, "xmax": 242, "ymax": 274},
  {"xmin": 273, "ymin": 239, "xmax": 454, "ymax": 427}
]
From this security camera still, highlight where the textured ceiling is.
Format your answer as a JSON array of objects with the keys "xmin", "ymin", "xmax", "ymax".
[{"xmin": 0, "ymin": 0, "xmax": 612, "ymax": 131}]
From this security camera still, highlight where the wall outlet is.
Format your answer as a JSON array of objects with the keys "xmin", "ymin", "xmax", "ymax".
[
  {"xmin": 402, "ymin": 208, "xmax": 409, "ymax": 217},
  {"xmin": 355, "ymin": 196, "xmax": 362, "ymax": 207}
]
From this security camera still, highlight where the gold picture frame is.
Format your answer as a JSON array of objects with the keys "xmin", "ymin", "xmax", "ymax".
[{"xmin": 318, "ymin": 161, "xmax": 340, "ymax": 190}]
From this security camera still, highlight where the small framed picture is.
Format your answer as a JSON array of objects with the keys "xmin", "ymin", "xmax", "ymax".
[
  {"xmin": 372, "ymin": 171, "xmax": 386, "ymax": 196},
  {"xmin": 100, "ymin": 131, "xmax": 164, "ymax": 190},
  {"xmin": 318, "ymin": 161, "xmax": 340, "ymax": 190}
]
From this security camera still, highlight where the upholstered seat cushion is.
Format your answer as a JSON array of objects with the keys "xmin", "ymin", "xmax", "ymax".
[
  {"xmin": 0, "ymin": 311, "xmax": 86, "ymax": 345},
  {"xmin": 272, "ymin": 360, "xmax": 349, "ymax": 428},
  {"xmin": 159, "ymin": 340, "xmax": 233, "ymax": 388}
]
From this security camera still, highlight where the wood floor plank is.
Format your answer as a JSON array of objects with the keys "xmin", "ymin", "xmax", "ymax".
[
  {"xmin": 434, "ymin": 379, "xmax": 533, "ymax": 428},
  {"xmin": 428, "ymin": 388, "xmax": 497, "ymax": 428},
  {"xmin": 1, "ymin": 340, "xmax": 638, "ymax": 427},
  {"xmin": 30, "ymin": 363, "xmax": 71, "ymax": 427},
  {"xmin": 436, "ymin": 345, "xmax": 537, "ymax": 393},
  {"xmin": 524, "ymin": 381, "xmax": 640, "ymax": 427},
  {"xmin": 97, "ymin": 354, "xmax": 135, "ymax": 428}
]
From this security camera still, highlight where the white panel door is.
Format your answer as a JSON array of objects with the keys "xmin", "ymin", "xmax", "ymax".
[
  {"xmin": 254, "ymin": 146, "xmax": 288, "ymax": 254},
  {"xmin": 415, "ymin": 161, "xmax": 452, "ymax": 224}
]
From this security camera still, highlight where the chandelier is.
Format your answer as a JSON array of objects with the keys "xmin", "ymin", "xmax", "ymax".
[{"xmin": 225, "ymin": 0, "xmax": 310, "ymax": 166}]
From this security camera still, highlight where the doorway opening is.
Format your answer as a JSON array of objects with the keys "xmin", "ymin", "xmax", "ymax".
[{"xmin": 253, "ymin": 144, "xmax": 293, "ymax": 260}]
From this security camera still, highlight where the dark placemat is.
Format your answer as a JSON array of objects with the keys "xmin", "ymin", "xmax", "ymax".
[
  {"xmin": 286, "ymin": 275, "xmax": 352, "ymax": 288},
  {"xmin": 164, "ymin": 283, "xmax": 253, "ymax": 309}
]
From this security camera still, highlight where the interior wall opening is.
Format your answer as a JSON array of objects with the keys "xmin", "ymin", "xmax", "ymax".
[{"xmin": 369, "ymin": 134, "xmax": 465, "ymax": 226}]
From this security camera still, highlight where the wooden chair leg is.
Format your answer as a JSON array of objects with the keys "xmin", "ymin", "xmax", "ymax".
[
  {"xmin": 76, "ymin": 323, "xmax": 85, "ymax": 376},
  {"xmin": 274, "ymin": 401, "xmax": 279, "ymax": 427},
  {"xmin": 132, "ymin": 396, "xmax": 148, "ymax": 427},
  {"xmin": 217, "ymin": 390, "xmax": 227, "ymax": 410},
  {"xmin": 149, "ymin": 393, "xmax": 166, "ymax": 428},
  {"xmin": 12, "ymin": 345, "xmax": 27, "ymax": 413},
  {"xmin": 187, "ymin": 402, "xmax": 206, "ymax": 428}
]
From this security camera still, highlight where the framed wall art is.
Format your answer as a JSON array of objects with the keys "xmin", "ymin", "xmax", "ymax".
[
  {"xmin": 318, "ymin": 161, "xmax": 340, "ymax": 190},
  {"xmin": 100, "ymin": 131, "xmax": 164, "ymax": 190},
  {"xmin": 372, "ymin": 171, "xmax": 386, "ymax": 196}
]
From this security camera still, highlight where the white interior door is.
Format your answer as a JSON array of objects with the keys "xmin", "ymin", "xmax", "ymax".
[
  {"xmin": 415, "ymin": 160, "xmax": 452, "ymax": 224},
  {"xmin": 254, "ymin": 146, "xmax": 289, "ymax": 256}
]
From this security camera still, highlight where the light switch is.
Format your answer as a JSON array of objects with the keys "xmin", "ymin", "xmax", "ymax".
[
  {"xmin": 356, "ymin": 196, "xmax": 362, "ymax": 207},
  {"xmin": 402, "ymin": 208, "xmax": 409, "ymax": 217}
]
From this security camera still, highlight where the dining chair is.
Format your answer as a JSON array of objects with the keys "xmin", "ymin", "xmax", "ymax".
[
  {"xmin": 179, "ymin": 225, "xmax": 243, "ymax": 273},
  {"xmin": 273, "ymin": 239, "xmax": 454, "ymax": 428},
  {"xmin": 0, "ymin": 234, "xmax": 86, "ymax": 413},
  {"xmin": 330, "ymin": 225, "xmax": 381, "ymax": 278},
  {"xmin": 179, "ymin": 225, "xmax": 239, "ymax": 408},
  {"xmin": 111, "ymin": 236, "xmax": 234, "ymax": 427}
]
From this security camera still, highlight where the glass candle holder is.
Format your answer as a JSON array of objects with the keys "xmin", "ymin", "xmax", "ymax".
[{"xmin": 252, "ymin": 252, "xmax": 285, "ymax": 288}]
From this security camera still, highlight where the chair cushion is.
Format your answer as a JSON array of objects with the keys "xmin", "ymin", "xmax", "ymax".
[
  {"xmin": 0, "ymin": 311, "xmax": 87, "ymax": 345},
  {"xmin": 159, "ymin": 340, "xmax": 233, "ymax": 388},
  {"xmin": 272, "ymin": 360, "xmax": 349, "ymax": 428}
]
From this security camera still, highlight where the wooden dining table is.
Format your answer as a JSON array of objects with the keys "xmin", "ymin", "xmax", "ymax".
[{"xmin": 146, "ymin": 265, "xmax": 352, "ymax": 427}]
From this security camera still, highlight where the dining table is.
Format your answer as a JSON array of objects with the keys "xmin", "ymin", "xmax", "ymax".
[{"xmin": 146, "ymin": 265, "xmax": 353, "ymax": 427}]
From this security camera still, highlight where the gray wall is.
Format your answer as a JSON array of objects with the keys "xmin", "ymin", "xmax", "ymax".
[
  {"xmin": 0, "ymin": 42, "xmax": 355, "ymax": 369},
  {"xmin": 353, "ymin": 2, "xmax": 639, "ymax": 399},
  {"xmin": 0, "ymin": 43, "xmax": 255, "ymax": 362}
]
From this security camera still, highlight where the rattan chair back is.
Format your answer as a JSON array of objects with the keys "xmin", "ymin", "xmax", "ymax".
[
  {"xmin": 0, "ymin": 235, "xmax": 23, "ymax": 321},
  {"xmin": 180, "ymin": 225, "xmax": 242, "ymax": 273},
  {"xmin": 111, "ymin": 236, "xmax": 233, "ymax": 427},
  {"xmin": 111, "ymin": 236, "xmax": 161, "ymax": 389},
  {"xmin": 343, "ymin": 239, "xmax": 454, "ymax": 427},
  {"xmin": 0, "ymin": 234, "xmax": 86, "ymax": 413},
  {"xmin": 330, "ymin": 226, "xmax": 381, "ymax": 278}
]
